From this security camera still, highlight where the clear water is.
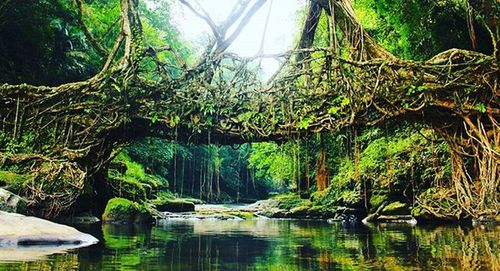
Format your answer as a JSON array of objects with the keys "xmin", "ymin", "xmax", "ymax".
[{"xmin": 0, "ymin": 219, "xmax": 498, "ymax": 270}]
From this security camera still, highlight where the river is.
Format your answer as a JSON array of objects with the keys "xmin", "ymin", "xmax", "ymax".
[{"xmin": 0, "ymin": 216, "xmax": 498, "ymax": 270}]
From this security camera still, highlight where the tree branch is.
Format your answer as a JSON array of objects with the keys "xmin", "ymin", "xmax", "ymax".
[
  {"xmin": 75, "ymin": 0, "xmax": 108, "ymax": 57},
  {"xmin": 215, "ymin": 0, "xmax": 267, "ymax": 55}
]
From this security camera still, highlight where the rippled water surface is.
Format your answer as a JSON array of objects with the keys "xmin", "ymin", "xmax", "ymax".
[{"xmin": 0, "ymin": 219, "xmax": 498, "ymax": 270}]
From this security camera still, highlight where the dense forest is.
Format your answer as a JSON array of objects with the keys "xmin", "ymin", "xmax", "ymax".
[{"xmin": 0, "ymin": 0, "xmax": 498, "ymax": 226}]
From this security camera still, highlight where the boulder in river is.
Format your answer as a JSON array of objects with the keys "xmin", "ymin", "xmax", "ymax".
[
  {"xmin": 102, "ymin": 197, "xmax": 154, "ymax": 224},
  {"xmin": 0, "ymin": 210, "xmax": 98, "ymax": 252},
  {"xmin": 380, "ymin": 201, "xmax": 409, "ymax": 215}
]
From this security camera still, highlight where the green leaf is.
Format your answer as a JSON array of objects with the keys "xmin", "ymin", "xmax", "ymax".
[
  {"xmin": 151, "ymin": 114, "xmax": 158, "ymax": 124},
  {"xmin": 328, "ymin": 106, "xmax": 340, "ymax": 115},
  {"xmin": 476, "ymin": 103, "xmax": 486, "ymax": 113},
  {"xmin": 112, "ymin": 83, "xmax": 121, "ymax": 92},
  {"xmin": 298, "ymin": 115, "xmax": 316, "ymax": 130},
  {"xmin": 341, "ymin": 97, "xmax": 350, "ymax": 106},
  {"xmin": 169, "ymin": 114, "xmax": 181, "ymax": 127}
]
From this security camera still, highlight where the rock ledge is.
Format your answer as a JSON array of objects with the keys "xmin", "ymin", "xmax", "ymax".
[{"xmin": 0, "ymin": 211, "xmax": 98, "ymax": 247}]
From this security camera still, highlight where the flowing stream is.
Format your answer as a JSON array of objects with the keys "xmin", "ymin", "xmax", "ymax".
[{"xmin": 0, "ymin": 211, "xmax": 498, "ymax": 270}]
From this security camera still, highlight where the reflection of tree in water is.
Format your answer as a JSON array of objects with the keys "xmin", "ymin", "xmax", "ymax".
[
  {"xmin": 259, "ymin": 222, "xmax": 499, "ymax": 271},
  {"xmin": 2, "ymin": 222, "xmax": 498, "ymax": 270},
  {"xmin": 412, "ymin": 225, "xmax": 500, "ymax": 270},
  {"xmin": 1, "ymin": 254, "xmax": 79, "ymax": 270},
  {"xmin": 115, "ymin": 223, "xmax": 494, "ymax": 271},
  {"xmin": 326, "ymin": 224, "xmax": 500, "ymax": 270}
]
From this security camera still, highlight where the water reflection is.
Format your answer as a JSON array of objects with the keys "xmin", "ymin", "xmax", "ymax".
[{"xmin": 0, "ymin": 220, "xmax": 498, "ymax": 270}]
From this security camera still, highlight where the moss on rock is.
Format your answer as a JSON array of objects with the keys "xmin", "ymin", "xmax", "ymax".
[
  {"xmin": 273, "ymin": 194, "xmax": 305, "ymax": 209},
  {"xmin": 381, "ymin": 201, "xmax": 409, "ymax": 215},
  {"xmin": 102, "ymin": 198, "xmax": 153, "ymax": 224},
  {"xmin": 289, "ymin": 204, "xmax": 311, "ymax": 217},
  {"xmin": 369, "ymin": 194, "xmax": 388, "ymax": 212},
  {"xmin": 307, "ymin": 205, "xmax": 335, "ymax": 218},
  {"xmin": 107, "ymin": 177, "xmax": 147, "ymax": 202},
  {"xmin": 228, "ymin": 211, "xmax": 255, "ymax": 220}
]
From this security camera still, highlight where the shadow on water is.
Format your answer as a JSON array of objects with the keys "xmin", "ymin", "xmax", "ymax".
[{"xmin": 0, "ymin": 219, "xmax": 498, "ymax": 270}]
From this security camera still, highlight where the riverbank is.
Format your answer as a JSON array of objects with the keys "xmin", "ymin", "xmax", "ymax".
[{"xmin": 157, "ymin": 195, "xmax": 499, "ymax": 226}]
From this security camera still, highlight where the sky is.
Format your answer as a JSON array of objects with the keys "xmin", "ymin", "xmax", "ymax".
[{"xmin": 170, "ymin": 0, "xmax": 305, "ymax": 79}]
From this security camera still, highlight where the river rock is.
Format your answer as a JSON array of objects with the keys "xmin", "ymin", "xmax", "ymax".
[
  {"xmin": 0, "ymin": 211, "xmax": 98, "ymax": 246},
  {"xmin": 0, "ymin": 188, "xmax": 26, "ymax": 213},
  {"xmin": 155, "ymin": 199, "xmax": 195, "ymax": 212},
  {"xmin": 377, "ymin": 215, "xmax": 417, "ymax": 225},
  {"xmin": 102, "ymin": 198, "xmax": 154, "ymax": 224},
  {"xmin": 380, "ymin": 201, "xmax": 409, "ymax": 215}
]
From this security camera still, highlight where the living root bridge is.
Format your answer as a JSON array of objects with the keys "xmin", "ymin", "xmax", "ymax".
[{"xmin": 0, "ymin": 0, "xmax": 498, "ymax": 219}]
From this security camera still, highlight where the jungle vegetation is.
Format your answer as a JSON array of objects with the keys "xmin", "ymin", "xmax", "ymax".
[{"xmin": 0, "ymin": 0, "xmax": 498, "ymax": 223}]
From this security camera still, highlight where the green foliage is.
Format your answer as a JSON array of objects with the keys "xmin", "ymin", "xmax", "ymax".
[
  {"xmin": 476, "ymin": 102, "xmax": 487, "ymax": 113},
  {"xmin": 0, "ymin": 132, "xmax": 36, "ymax": 155},
  {"xmin": 316, "ymin": 185, "xmax": 361, "ymax": 207},
  {"xmin": 108, "ymin": 151, "xmax": 169, "ymax": 202},
  {"xmin": 369, "ymin": 193, "xmax": 388, "ymax": 211},
  {"xmin": 271, "ymin": 193, "xmax": 306, "ymax": 210},
  {"xmin": 0, "ymin": 0, "xmax": 191, "ymax": 85},
  {"xmin": 298, "ymin": 115, "xmax": 316, "ymax": 130},
  {"xmin": 247, "ymin": 143, "xmax": 294, "ymax": 188},
  {"xmin": 0, "ymin": 0, "xmax": 102, "ymax": 85},
  {"xmin": 314, "ymin": 127, "xmax": 450, "ymax": 210},
  {"xmin": 126, "ymin": 138, "xmax": 175, "ymax": 178},
  {"xmin": 353, "ymin": 0, "xmax": 493, "ymax": 59},
  {"xmin": 0, "ymin": 170, "xmax": 31, "ymax": 191}
]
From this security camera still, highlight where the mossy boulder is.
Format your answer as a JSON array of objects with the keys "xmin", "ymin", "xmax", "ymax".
[
  {"xmin": 289, "ymin": 204, "xmax": 311, "ymax": 217},
  {"xmin": 154, "ymin": 199, "xmax": 195, "ymax": 213},
  {"xmin": 411, "ymin": 206, "xmax": 433, "ymax": 221},
  {"xmin": 102, "ymin": 198, "xmax": 153, "ymax": 224},
  {"xmin": 182, "ymin": 198, "xmax": 204, "ymax": 205},
  {"xmin": 228, "ymin": 211, "xmax": 255, "ymax": 220},
  {"xmin": 369, "ymin": 194, "xmax": 388, "ymax": 212},
  {"xmin": 381, "ymin": 201, "xmax": 409, "ymax": 215},
  {"xmin": 307, "ymin": 205, "xmax": 335, "ymax": 218},
  {"xmin": 273, "ymin": 194, "xmax": 305, "ymax": 209},
  {"xmin": 107, "ymin": 177, "xmax": 147, "ymax": 202}
]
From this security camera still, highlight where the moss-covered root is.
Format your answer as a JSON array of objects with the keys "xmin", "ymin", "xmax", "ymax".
[{"xmin": 102, "ymin": 198, "xmax": 153, "ymax": 224}]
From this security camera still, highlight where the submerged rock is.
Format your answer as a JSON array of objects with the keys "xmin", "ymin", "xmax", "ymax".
[
  {"xmin": 0, "ymin": 211, "xmax": 98, "ymax": 247},
  {"xmin": 57, "ymin": 213, "xmax": 100, "ymax": 224},
  {"xmin": 158, "ymin": 204, "xmax": 255, "ymax": 221},
  {"xmin": 377, "ymin": 215, "xmax": 417, "ymax": 225}
]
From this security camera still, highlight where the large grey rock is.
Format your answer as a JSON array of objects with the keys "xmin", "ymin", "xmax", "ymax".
[
  {"xmin": 0, "ymin": 188, "xmax": 26, "ymax": 213},
  {"xmin": 0, "ymin": 211, "xmax": 98, "ymax": 248}
]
